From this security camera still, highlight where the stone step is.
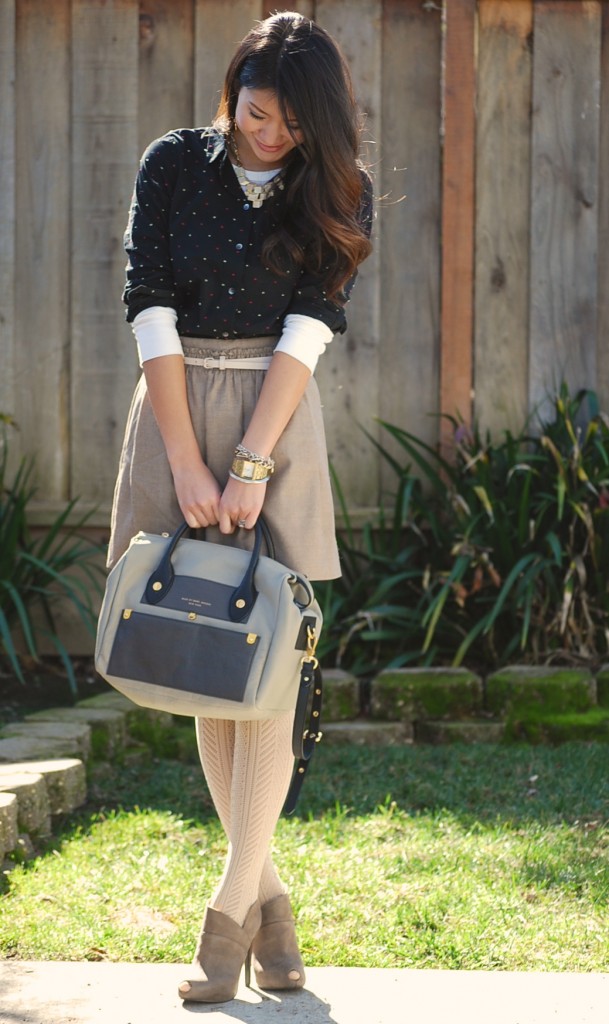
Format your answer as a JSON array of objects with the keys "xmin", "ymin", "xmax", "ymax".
[
  {"xmin": 0, "ymin": 760, "xmax": 86, "ymax": 815},
  {"xmin": 323, "ymin": 720, "xmax": 413, "ymax": 745},
  {"xmin": 415, "ymin": 719, "xmax": 506, "ymax": 744},
  {"xmin": 0, "ymin": 722, "xmax": 91, "ymax": 760},
  {"xmin": 486, "ymin": 666, "xmax": 596, "ymax": 715},
  {"xmin": 24, "ymin": 708, "xmax": 126, "ymax": 759},
  {"xmin": 77, "ymin": 691, "xmax": 137, "ymax": 713},
  {"xmin": 0, "ymin": 791, "xmax": 18, "ymax": 855},
  {"xmin": 78, "ymin": 688, "xmax": 174, "ymax": 720},
  {"xmin": 370, "ymin": 667, "xmax": 483, "ymax": 723},
  {"xmin": 506, "ymin": 708, "xmax": 609, "ymax": 744},
  {"xmin": 0, "ymin": 773, "xmax": 51, "ymax": 836},
  {"xmin": 0, "ymin": 735, "xmax": 87, "ymax": 763},
  {"xmin": 322, "ymin": 670, "xmax": 360, "ymax": 721}
]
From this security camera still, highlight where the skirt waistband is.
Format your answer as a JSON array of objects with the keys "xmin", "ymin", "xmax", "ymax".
[
  {"xmin": 184, "ymin": 354, "xmax": 272, "ymax": 370},
  {"xmin": 181, "ymin": 335, "xmax": 279, "ymax": 363}
]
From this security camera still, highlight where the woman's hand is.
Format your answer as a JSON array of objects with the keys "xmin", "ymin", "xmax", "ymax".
[
  {"xmin": 172, "ymin": 460, "xmax": 222, "ymax": 529},
  {"xmin": 218, "ymin": 476, "xmax": 267, "ymax": 534}
]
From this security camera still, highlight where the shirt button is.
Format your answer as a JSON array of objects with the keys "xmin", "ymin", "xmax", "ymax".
[
  {"xmin": 228, "ymin": 287, "xmax": 235, "ymax": 295},
  {"xmin": 235, "ymin": 243, "xmax": 243, "ymax": 251},
  {"xmin": 243, "ymin": 202, "xmax": 251, "ymax": 211}
]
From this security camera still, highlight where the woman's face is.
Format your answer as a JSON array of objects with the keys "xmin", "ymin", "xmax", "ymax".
[{"xmin": 233, "ymin": 87, "xmax": 304, "ymax": 169}]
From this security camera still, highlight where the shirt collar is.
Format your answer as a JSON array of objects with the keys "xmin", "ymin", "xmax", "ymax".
[{"xmin": 203, "ymin": 127, "xmax": 228, "ymax": 164}]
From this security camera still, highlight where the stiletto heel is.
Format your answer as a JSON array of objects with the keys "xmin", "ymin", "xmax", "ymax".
[
  {"xmin": 244, "ymin": 946, "xmax": 252, "ymax": 988},
  {"xmin": 178, "ymin": 901, "xmax": 261, "ymax": 1003},
  {"xmin": 252, "ymin": 894, "xmax": 306, "ymax": 990}
]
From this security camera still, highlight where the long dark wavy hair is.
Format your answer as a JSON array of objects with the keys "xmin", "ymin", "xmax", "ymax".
[{"xmin": 214, "ymin": 11, "xmax": 372, "ymax": 301}]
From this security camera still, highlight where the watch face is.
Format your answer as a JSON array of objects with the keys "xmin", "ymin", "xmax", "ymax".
[{"xmin": 243, "ymin": 462, "xmax": 254, "ymax": 478}]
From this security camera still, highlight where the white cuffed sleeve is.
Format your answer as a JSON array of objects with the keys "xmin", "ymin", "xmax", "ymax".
[
  {"xmin": 274, "ymin": 313, "xmax": 334, "ymax": 374},
  {"xmin": 132, "ymin": 306, "xmax": 182, "ymax": 366}
]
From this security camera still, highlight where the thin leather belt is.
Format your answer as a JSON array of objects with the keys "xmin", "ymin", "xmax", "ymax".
[{"xmin": 184, "ymin": 355, "xmax": 272, "ymax": 370}]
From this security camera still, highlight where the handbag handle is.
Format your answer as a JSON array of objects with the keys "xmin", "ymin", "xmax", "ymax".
[{"xmin": 144, "ymin": 517, "xmax": 277, "ymax": 622}]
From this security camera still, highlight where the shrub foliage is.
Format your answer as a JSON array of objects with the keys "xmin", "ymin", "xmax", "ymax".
[
  {"xmin": 0, "ymin": 426, "xmax": 104, "ymax": 694},
  {"xmin": 317, "ymin": 386, "xmax": 609, "ymax": 675}
]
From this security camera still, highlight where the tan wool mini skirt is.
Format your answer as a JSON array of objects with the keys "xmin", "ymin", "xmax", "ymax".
[{"xmin": 107, "ymin": 337, "xmax": 341, "ymax": 581}]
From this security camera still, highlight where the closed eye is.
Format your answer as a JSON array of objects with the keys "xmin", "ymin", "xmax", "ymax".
[{"xmin": 249, "ymin": 109, "xmax": 265, "ymax": 121}]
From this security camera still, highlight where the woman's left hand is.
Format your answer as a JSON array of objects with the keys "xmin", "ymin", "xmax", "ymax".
[{"xmin": 218, "ymin": 476, "xmax": 268, "ymax": 533}]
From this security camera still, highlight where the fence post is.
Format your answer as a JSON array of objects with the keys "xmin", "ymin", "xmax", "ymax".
[{"xmin": 440, "ymin": 0, "xmax": 476, "ymax": 449}]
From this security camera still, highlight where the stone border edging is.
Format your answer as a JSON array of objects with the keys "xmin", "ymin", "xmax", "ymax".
[{"xmin": 1, "ymin": 664, "xmax": 609, "ymax": 863}]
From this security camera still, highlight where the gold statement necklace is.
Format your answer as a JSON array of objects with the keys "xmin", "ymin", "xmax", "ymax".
[{"xmin": 229, "ymin": 134, "xmax": 286, "ymax": 208}]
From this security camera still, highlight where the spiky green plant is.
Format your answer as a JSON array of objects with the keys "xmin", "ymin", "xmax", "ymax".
[
  {"xmin": 0, "ymin": 427, "xmax": 105, "ymax": 695},
  {"xmin": 316, "ymin": 385, "xmax": 609, "ymax": 674}
]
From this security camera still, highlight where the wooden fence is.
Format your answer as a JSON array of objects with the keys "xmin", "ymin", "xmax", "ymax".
[{"xmin": 1, "ymin": 0, "xmax": 609, "ymax": 533}]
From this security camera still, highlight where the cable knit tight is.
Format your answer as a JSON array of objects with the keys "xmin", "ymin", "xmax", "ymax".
[{"xmin": 195, "ymin": 714, "xmax": 295, "ymax": 926}]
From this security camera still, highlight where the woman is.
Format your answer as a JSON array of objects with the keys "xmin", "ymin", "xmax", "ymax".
[{"xmin": 109, "ymin": 10, "xmax": 373, "ymax": 1003}]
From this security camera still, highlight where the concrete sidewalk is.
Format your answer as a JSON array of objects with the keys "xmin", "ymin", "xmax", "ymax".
[{"xmin": 1, "ymin": 962, "xmax": 608, "ymax": 1024}]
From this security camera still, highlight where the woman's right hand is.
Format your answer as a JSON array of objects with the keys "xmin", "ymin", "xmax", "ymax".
[{"xmin": 171, "ymin": 460, "xmax": 222, "ymax": 529}]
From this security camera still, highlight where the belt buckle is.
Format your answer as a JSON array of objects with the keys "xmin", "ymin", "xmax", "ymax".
[{"xmin": 202, "ymin": 357, "xmax": 216, "ymax": 369}]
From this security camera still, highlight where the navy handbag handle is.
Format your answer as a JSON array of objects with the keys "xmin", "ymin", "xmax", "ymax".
[{"xmin": 144, "ymin": 516, "xmax": 276, "ymax": 622}]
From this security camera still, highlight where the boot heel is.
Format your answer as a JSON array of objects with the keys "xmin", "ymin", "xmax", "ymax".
[
  {"xmin": 252, "ymin": 894, "xmax": 305, "ymax": 990},
  {"xmin": 178, "ymin": 901, "xmax": 261, "ymax": 1003}
]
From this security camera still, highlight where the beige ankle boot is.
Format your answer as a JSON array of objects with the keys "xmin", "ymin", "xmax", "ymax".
[
  {"xmin": 251, "ymin": 894, "xmax": 306, "ymax": 990},
  {"xmin": 178, "ymin": 901, "xmax": 261, "ymax": 1003}
]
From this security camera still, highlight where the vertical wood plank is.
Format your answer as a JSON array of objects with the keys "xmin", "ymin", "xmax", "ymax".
[
  {"xmin": 598, "ymin": 1, "xmax": 609, "ymax": 410},
  {"xmin": 263, "ymin": 0, "xmax": 315, "ymax": 18},
  {"xmin": 475, "ymin": 0, "xmax": 533, "ymax": 438},
  {"xmin": 529, "ymin": 1, "xmax": 600, "ymax": 421},
  {"xmin": 315, "ymin": 0, "xmax": 382, "ymax": 513},
  {"xmin": 193, "ymin": 0, "xmax": 263, "ymax": 126},
  {"xmin": 441, "ymin": 0, "xmax": 476, "ymax": 437},
  {"xmin": 0, "ymin": 0, "xmax": 16, "ymax": 430},
  {"xmin": 71, "ymin": 0, "xmax": 139, "ymax": 506},
  {"xmin": 14, "ymin": 0, "xmax": 71, "ymax": 498},
  {"xmin": 380, "ymin": 0, "xmax": 442, "ymax": 471},
  {"xmin": 138, "ymin": 0, "xmax": 194, "ymax": 158}
]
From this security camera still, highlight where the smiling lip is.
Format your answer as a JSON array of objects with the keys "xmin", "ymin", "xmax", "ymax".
[{"xmin": 255, "ymin": 139, "xmax": 285, "ymax": 153}]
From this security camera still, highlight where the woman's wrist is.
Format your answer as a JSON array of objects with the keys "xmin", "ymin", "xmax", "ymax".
[
  {"xmin": 230, "ymin": 444, "xmax": 275, "ymax": 483},
  {"xmin": 167, "ymin": 444, "xmax": 208, "ymax": 475}
]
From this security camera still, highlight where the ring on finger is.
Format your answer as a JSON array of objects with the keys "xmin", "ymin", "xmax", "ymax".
[{"xmin": 237, "ymin": 518, "xmax": 247, "ymax": 528}]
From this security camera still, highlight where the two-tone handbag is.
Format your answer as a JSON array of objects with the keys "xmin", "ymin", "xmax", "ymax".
[{"xmin": 94, "ymin": 518, "xmax": 322, "ymax": 811}]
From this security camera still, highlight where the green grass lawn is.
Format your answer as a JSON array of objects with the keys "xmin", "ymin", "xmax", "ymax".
[{"xmin": 1, "ymin": 741, "xmax": 608, "ymax": 970}]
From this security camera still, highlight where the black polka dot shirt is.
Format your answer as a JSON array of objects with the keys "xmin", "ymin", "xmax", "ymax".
[{"xmin": 123, "ymin": 128, "xmax": 372, "ymax": 340}]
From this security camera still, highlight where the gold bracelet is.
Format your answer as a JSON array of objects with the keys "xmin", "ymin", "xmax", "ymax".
[
  {"xmin": 230, "ymin": 457, "xmax": 273, "ymax": 482},
  {"xmin": 234, "ymin": 443, "xmax": 275, "ymax": 474}
]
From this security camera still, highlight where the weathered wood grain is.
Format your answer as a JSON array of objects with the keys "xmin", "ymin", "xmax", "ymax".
[
  {"xmin": 0, "ymin": 0, "xmax": 16, "ymax": 433},
  {"xmin": 70, "ymin": 0, "xmax": 139, "ymax": 506},
  {"xmin": 475, "ymin": 0, "xmax": 533, "ymax": 438},
  {"xmin": 598, "ymin": 1, "xmax": 609, "ymax": 410},
  {"xmin": 263, "ymin": 0, "xmax": 314, "ymax": 17},
  {"xmin": 315, "ymin": 0, "xmax": 382, "ymax": 511},
  {"xmin": 380, "ymin": 0, "xmax": 442, "ymax": 481},
  {"xmin": 441, "ymin": 0, "xmax": 476, "ymax": 441},
  {"xmin": 138, "ymin": 0, "xmax": 194, "ymax": 158},
  {"xmin": 6, "ymin": 0, "xmax": 608, "ymax": 539},
  {"xmin": 193, "ymin": 0, "xmax": 262, "ymax": 126},
  {"xmin": 14, "ymin": 0, "xmax": 70, "ymax": 498},
  {"xmin": 529, "ymin": 0, "xmax": 600, "ymax": 422}
]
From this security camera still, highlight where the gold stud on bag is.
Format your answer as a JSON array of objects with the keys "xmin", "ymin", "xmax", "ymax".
[{"xmin": 95, "ymin": 517, "xmax": 323, "ymax": 812}]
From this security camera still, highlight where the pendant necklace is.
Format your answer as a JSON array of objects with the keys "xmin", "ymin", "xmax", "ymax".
[{"xmin": 229, "ymin": 135, "xmax": 286, "ymax": 208}]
